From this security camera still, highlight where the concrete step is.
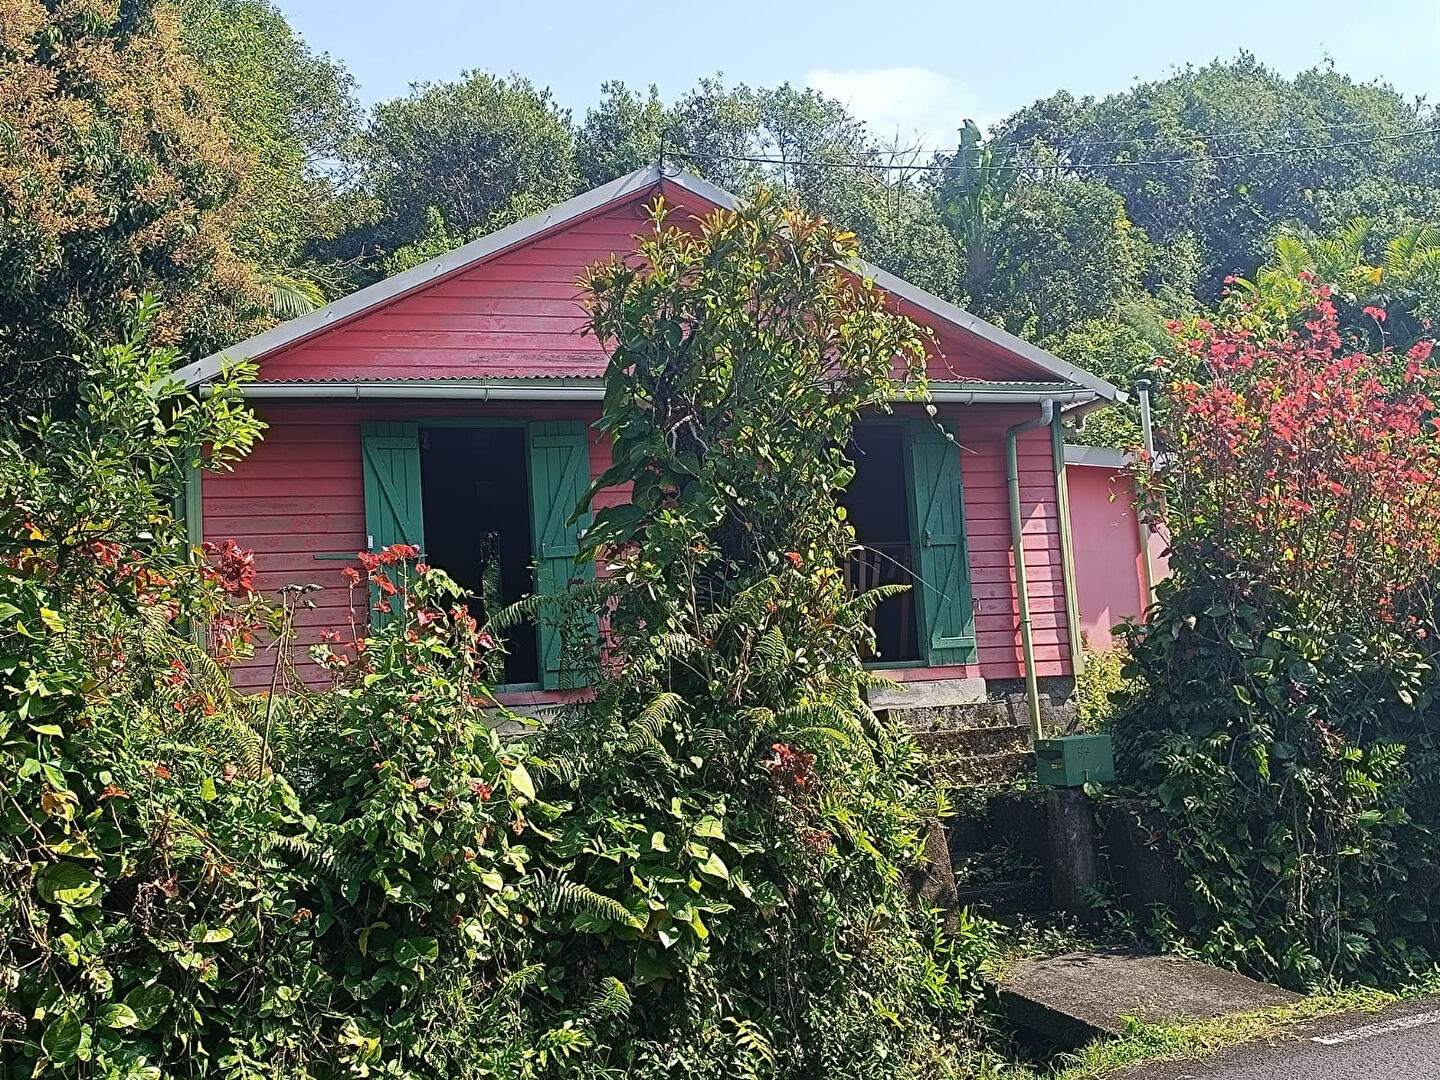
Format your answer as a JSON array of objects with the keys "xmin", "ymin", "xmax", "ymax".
[
  {"xmin": 912, "ymin": 723, "xmax": 1030, "ymax": 758},
  {"xmin": 890, "ymin": 701, "xmax": 1017, "ymax": 733},
  {"xmin": 930, "ymin": 749, "xmax": 1035, "ymax": 786},
  {"xmin": 996, "ymin": 951, "xmax": 1302, "ymax": 1048}
]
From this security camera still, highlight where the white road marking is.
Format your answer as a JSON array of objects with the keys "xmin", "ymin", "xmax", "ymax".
[{"xmin": 1311, "ymin": 1009, "xmax": 1440, "ymax": 1045}]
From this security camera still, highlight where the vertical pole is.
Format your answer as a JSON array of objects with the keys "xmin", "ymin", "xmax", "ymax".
[
  {"xmin": 1051, "ymin": 418, "xmax": 1084, "ymax": 678},
  {"xmin": 1133, "ymin": 379, "xmax": 1157, "ymax": 609},
  {"xmin": 1006, "ymin": 401, "xmax": 1054, "ymax": 743}
]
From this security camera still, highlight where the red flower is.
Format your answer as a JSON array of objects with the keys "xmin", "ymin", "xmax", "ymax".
[
  {"xmin": 320, "ymin": 629, "xmax": 342, "ymax": 643},
  {"xmin": 99, "ymin": 783, "xmax": 129, "ymax": 801},
  {"xmin": 468, "ymin": 780, "xmax": 493, "ymax": 801},
  {"xmin": 374, "ymin": 600, "xmax": 391, "ymax": 614},
  {"xmin": 1363, "ymin": 305, "xmax": 1387, "ymax": 322},
  {"xmin": 342, "ymin": 566, "xmax": 361, "ymax": 585},
  {"xmin": 154, "ymin": 764, "xmax": 171, "ymax": 780},
  {"xmin": 764, "ymin": 741, "xmax": 817, "ymax": 793},
  {"xmin": 201, "ymin": 539, "xmax": 257, "ymax": 595},
  {"xmin": 784, "ymin": 551, "xmax": 803, "ymax": 568},
  {"xmin": 415, "ymin": 562, "xmax": 431, "ymax": 575},
  {"xmin": 416, "ymin": 609, "xmax": 439, "ymax": 627}
]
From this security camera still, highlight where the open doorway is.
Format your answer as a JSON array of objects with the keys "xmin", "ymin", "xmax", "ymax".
[
  {"xmin": 844, "ymin": 421, "xmax": 921, "ymax": 663},
  {"xmin": 419, "ymin": 425, "xmax": 540, "ymax": 685}
]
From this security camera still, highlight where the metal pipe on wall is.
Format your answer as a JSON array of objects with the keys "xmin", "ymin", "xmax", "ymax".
[
  {"xmin": 1005, "ymin": 399, "xmax": 1056, "ymax": 743},
  {"xmin": 1051, "ymin": 418, "xmax": 1084, "ymax": 678}
]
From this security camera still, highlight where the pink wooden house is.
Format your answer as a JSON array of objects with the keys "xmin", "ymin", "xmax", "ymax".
[{"xmin": 174, "ymin": 164, "xmax": 1124, "ymax": 720}]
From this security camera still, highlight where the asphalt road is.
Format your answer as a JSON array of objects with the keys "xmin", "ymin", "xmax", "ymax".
[{"xmin": 1119, "ymin": 997, "xmax": 1440, "ymax": 1080}]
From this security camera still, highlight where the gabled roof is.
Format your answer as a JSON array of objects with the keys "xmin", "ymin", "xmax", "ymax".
[{"xmin": 173, "ymin": 163, "xmax": 1123, "ymax": 402}]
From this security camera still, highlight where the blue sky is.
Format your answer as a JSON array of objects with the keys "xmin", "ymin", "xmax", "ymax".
[{"xmin": 279, "ymin": 0, "xmax": 1439, "ymax": 146}]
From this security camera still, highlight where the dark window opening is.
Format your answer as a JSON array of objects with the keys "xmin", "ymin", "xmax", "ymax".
[
  {"xmin": 843, "ymin": 422, "xmax": 921, "ymax": 663},
  {"xmin": 419, "ymin": 426, "xmax": 539, "ymax": 685}
]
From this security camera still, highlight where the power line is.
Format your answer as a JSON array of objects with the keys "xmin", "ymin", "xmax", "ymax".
[{"xmin": 669, "ymin": 124, "xmax": 1440, "ymax": 178}]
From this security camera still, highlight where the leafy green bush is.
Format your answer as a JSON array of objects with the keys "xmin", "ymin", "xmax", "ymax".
[
  {"xmin": 1, "ymin": 196, "xmax": 1001, "ymax": 1077},
  {"xmin": 1073, "ymin": 639, "xmax": 1138, "ymax": 733},
  {"xmin": 1115, "ymin": 282, "xmax": 1440, "ymax": 986},
  {"xmin": 506, "ymin": 191, "xmax": 996, "ymax": 1075}
]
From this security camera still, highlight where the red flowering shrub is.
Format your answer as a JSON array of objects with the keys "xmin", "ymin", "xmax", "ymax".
[
  {"xmin": 1117, "ymin": 281, "xmax": 1440, "ymax": 986},
  {"xmin": 1150, "ymin": 284, "xmax": 1440, "ymax": 627},
  {"xmin": 201, "ymin": 538, "xmax": 257, "ymax": 595}
]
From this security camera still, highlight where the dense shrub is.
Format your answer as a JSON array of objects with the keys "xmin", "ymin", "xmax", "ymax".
[
  {"xmin": 1114, "ymin": 280, "xmax": 1440, "ymax": 986},
  {"xmin": 1, "ymin": 192, "xmax": 997, "ymax": 1079},
  {"xmin": 1073, "ymin": 639, "xmax": 1138, "ymax": 733},
  {"xmin": 515, "ymin": 192, "xmax": 993, "ymax": 1076}
]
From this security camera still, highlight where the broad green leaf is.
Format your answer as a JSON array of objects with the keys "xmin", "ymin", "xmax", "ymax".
[
  {"xmin": 393, "ymin": 936, "xmax": 439, "ymax": 967},
  {"xmin": 693, "ymin": 815, "xmax": 725, "ymax": 840},
  {"xmin": 508, "ymin": 763, "xmax": 536, "ymax": 801},
  {"xmin": 122, "ymin": 984, "xmax": 174, "ymax": 1031},
  {"xmin": 99, "ymin": 1003, "xmax": 139, "ymax": 1029},
  {"xmin": 41, "ymin": 1010, "xmax": 82, "ymax": 1063},
  {"xmin": 36, "ymin": 862, "xmax": 100, "ymax": 907}
]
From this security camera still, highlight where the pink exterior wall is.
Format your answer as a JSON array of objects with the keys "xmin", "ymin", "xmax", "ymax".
[
  {"xmin": 1065, "ymin": 462, "xmax": 1161, "ymax": 649},
  {"xmin": 204, "ymin": 401, "xmax": 623, "ymax": 693},
  {"xmin": 203, "ymin": 173, "xmax": 1083, "ymax": 698},
  {"xmin": 254, "ymin": 182, "xmax": 1061, "ymax": 388},
  {"xmin": 204, "ymin": 400, "xmax": 1071, "ymax": 694}
]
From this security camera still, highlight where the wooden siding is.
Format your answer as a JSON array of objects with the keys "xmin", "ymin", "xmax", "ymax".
[
  {"xmin": 204, "ymin": 402, "xmax": 623, "ymax": 692},
  {"xmin": 204, "ymin": 400, "xmax": 1070, "ymax": 693},
  {"xmin": 254, "ymin": 185, "xmax": 1061, "ymax": 388}
]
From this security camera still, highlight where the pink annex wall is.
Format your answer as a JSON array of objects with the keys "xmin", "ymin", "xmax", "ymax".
[{"xmin": 1065, "ymin": 463, "xmax": 1164, "ymax": 649}]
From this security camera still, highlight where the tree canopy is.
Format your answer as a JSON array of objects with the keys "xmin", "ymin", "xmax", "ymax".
[
  {"xmin": 0, "ymin": 0, "xmax": 269, "ymax": 420},
  {"xmin": 6, "ymin": 4, "xmax": 1439, "ymax": 453}
]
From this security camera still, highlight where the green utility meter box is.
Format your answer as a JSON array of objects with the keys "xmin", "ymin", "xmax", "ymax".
[{"xmin": 1035, "ymin": 734, "xmax": 1115, "ymax": 787}]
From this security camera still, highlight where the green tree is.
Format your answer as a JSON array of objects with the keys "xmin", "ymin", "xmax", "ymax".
[
  {"xmin": 177, "ymin": 0, "xmax": 362, "ymax": 309},
  {"xmin": 995, "ymin": 55, "xmax": 1439, "ymax": 295},
  {"xmin": 0, "ymin": 0, "xmax": 270, "ymax": 421},
  {"xmin": 976, "ymin": 176, "xmax": 1156, "ymax": 342},
  {"xmin": 357, "ymin": 71, "xmax": 580, "ymax": 257},
  {"xmin": 576, "ymin": 80, "xmax": 668, "ymax": 188},
  {"xmin": 1236, "ymin": 217, "xmax": 1440, "ymax": 349}
]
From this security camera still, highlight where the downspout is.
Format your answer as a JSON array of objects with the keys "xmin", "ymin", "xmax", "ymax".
[
  {"xmin": 1051, "ymin": 418, "xmax": 1084, "ymax": 678},
  {"xmin": 1133, "ymin": 379, "xmax": 1158, "ymax": 609},
  {"xmin": 1006, "ymin": 399, "xmax": 1055, "ymax": 743}
]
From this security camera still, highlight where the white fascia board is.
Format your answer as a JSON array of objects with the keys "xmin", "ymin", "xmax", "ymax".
[{"xmin": 1063, "ymin": 444, "xmax": 1133, "ymax": 469}]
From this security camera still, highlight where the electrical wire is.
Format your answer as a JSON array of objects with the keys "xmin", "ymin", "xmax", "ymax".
[{"xmin": 666, "ymin": 124, "xmax": 1440, "ymax": 177}]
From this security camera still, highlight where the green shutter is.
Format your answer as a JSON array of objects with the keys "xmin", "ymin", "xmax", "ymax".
[
  {"xmin": 904, "ymin": 421, "xmax": 977, "ymax": 665},
  {"xmin": 527, "ymin": 420, "xmax": 593, "ymax": 689},
  {"xmin": 361, "ymin": 423, "xmax": 425, "ymax": 624}
]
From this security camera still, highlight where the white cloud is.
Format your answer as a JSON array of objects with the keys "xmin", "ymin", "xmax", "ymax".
[{"xmin": 804, "ymin": 66, "xmax": 997, "ymax": 151}]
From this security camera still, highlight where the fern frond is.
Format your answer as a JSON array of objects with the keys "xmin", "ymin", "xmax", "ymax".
[{"xmin": 539, "ymin": 877, "xmax": 636, "ymax": 927}]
